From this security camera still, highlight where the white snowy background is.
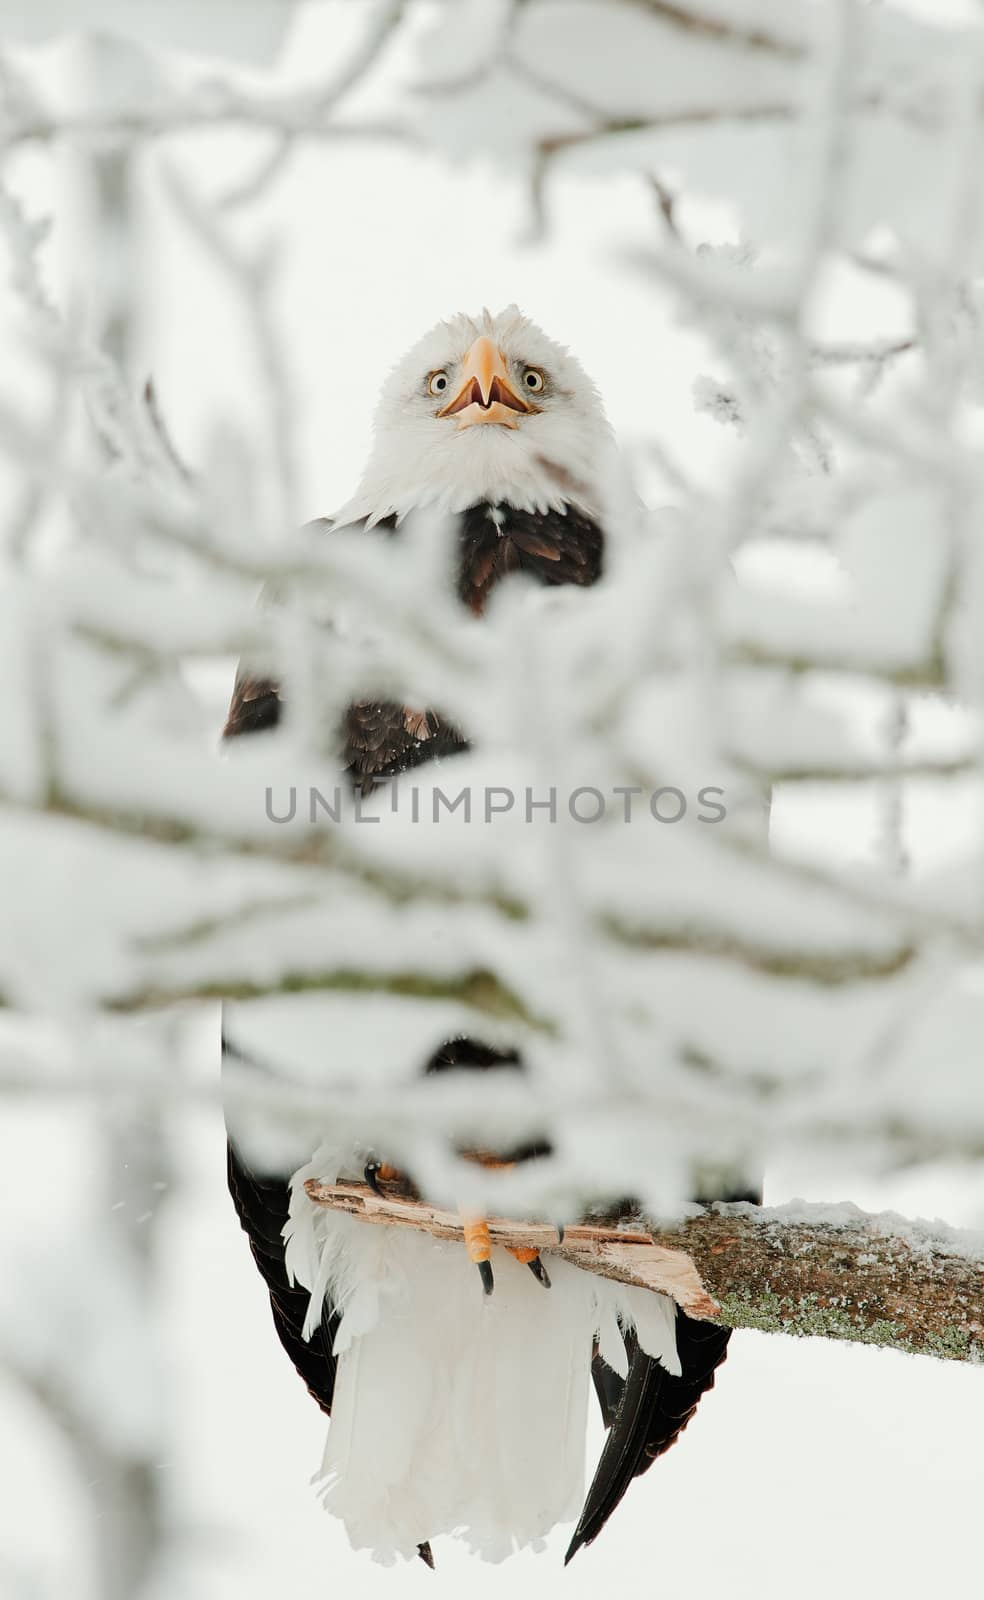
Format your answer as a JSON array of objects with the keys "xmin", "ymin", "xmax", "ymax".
[{"xmin": 0, "ymin": 1, "xmax": 982, "ymax": 1595}]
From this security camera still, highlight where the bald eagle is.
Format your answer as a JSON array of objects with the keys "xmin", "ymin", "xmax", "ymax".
[{"xmin": 223, "ymin": 308, "xmax": 741, "ymax": 1566}]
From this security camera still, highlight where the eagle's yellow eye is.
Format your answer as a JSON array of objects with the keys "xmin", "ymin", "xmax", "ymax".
[
  {"xmin": 523, "ymin": 367, "xmax": 545, "ymax": 393},
  {"xmin": 428, "ymin": 371, "xmax": 450, "ymax": 396}
]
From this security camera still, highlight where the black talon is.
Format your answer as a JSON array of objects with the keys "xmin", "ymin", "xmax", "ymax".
[
  {"xmin": 478, "ymin": 1259, "xmax": 495, "ymax": 1296},
  {"xmin": 527, "ymin": 1255, "xmax": 551, "ymax": 1289},
  {"xmin": 364, "ymin": 1159, "xmax": 383, "ymax": 1195},
  {"xmin": 417, "ymin": 1541, "xmax": 435, "ymax": 1569}
]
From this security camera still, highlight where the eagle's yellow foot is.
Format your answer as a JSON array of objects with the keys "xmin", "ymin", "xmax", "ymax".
[
  {"xmin": 463, "ymin": 1217, "xmax": 495, "ymax": 1295},
  {"xmin": 458, "ymin": 1149, "xmax": 555, "ymax": 1290},
  {"xmin": 510, "ymin": 1246, "xmax": 551, "ymax": 1288},
  {"xmin": 364, "ymin": 1158, "xmax": 401, "ymax": 1195},
  {"xmin": 462, "ymin": 1224, "xmax": 552, "ymax": 1293}
]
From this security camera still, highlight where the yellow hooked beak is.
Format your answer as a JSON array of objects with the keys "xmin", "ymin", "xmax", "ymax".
[{"xmin": 436, "ymin": 335, "xmax": 534, "ymax": 429}]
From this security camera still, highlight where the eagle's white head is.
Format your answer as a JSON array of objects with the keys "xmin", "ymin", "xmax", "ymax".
[{"xmin": 336, "ymin": 306, "xmax": 614, "ymax": 526}]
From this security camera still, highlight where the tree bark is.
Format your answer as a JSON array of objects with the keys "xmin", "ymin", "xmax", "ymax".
[{"xmin": 305, "ymin": 1182, "xmax": 984, "ymax": 1365}]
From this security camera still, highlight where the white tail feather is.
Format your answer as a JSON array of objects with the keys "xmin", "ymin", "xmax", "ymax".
[{"xmin": 286, "ymin": 1159, "xmax": 679, "ymax": 1562}]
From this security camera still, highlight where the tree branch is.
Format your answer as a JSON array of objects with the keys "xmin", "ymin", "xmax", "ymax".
[
  {"xmin": 664, "ymin": 1202, "xmax": 984, "ymax": 1364},
  {"xmin": 304, "ymin": 1179, "xmax": 721, "ymax": 1317},
  {"xmin": 305, "ymin": 1184, "xmax": 984, "ymax": 1365}
]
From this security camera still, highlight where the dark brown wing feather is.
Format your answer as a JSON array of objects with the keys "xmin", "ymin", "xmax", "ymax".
[
  {"xmin": 222, "ymin": 501, "xmax": 602, "ymax": 774},
  {"xmin": 568, "ymin": 1316, "xmax": 733, "ymax": 1564},
  {"xmin": 223, "ymin": 675, "xmax": 282, "ymax": 740},
  {"xmin": 221, "ymin": 516, "xmax": 468, "ymax": 781},
  {"xmin": 568, "ymin": 1331, "xmax": 666, "ymax": 1564},
  {"xmin": 457, "ymin": 502, "xmax": 603, "ymax": 614},
  {"xmin": 342, "ymin": 700, "xmax": 467, "ymax": 793},
  {"xmin": 572, "ymin": 1181, "xmax": 762, "ymax": 1556},
  {"xmin": 590, "ymin": 1342, "xmax": 625, "ymax": 1430},
  {"xmin": 227, "ymin": 1137, "xmax": 340, "ymax": 1417}
]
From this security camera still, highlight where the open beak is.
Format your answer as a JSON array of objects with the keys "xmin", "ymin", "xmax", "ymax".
[{"xmin": 436, "ymin": 335, "xmax": 534, "ymax": 429}]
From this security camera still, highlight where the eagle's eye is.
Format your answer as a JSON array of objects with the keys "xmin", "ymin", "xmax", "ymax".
[
  {"xmin": 523, "ymin": 367, "xmax": 546, "ymax": 393},
  {"xmin": 428, "ymin": 371, "xmax": 450, "ymax": 396}
]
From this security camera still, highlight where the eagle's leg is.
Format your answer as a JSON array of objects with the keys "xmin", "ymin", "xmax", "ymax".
[
  {"xmin": 460, "ymin": 1227, "xmax": 552, "ymax": 1293},
  {"xmin": 462, "ymin": 1216, "xmax": 495, "ymax": 1295},
  {"xmin": 459, "ymin": 1150, "xmax": 553, "ymax": 1290},
  {"xmin": 508, "ymin": 1245, "xmax": 551, "ymax": 1288}
]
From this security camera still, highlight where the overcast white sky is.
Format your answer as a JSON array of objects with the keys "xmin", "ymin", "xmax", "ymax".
[{"xmin": 0, "ymin": 3, "xmax": 982, "ymax": 1596}]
